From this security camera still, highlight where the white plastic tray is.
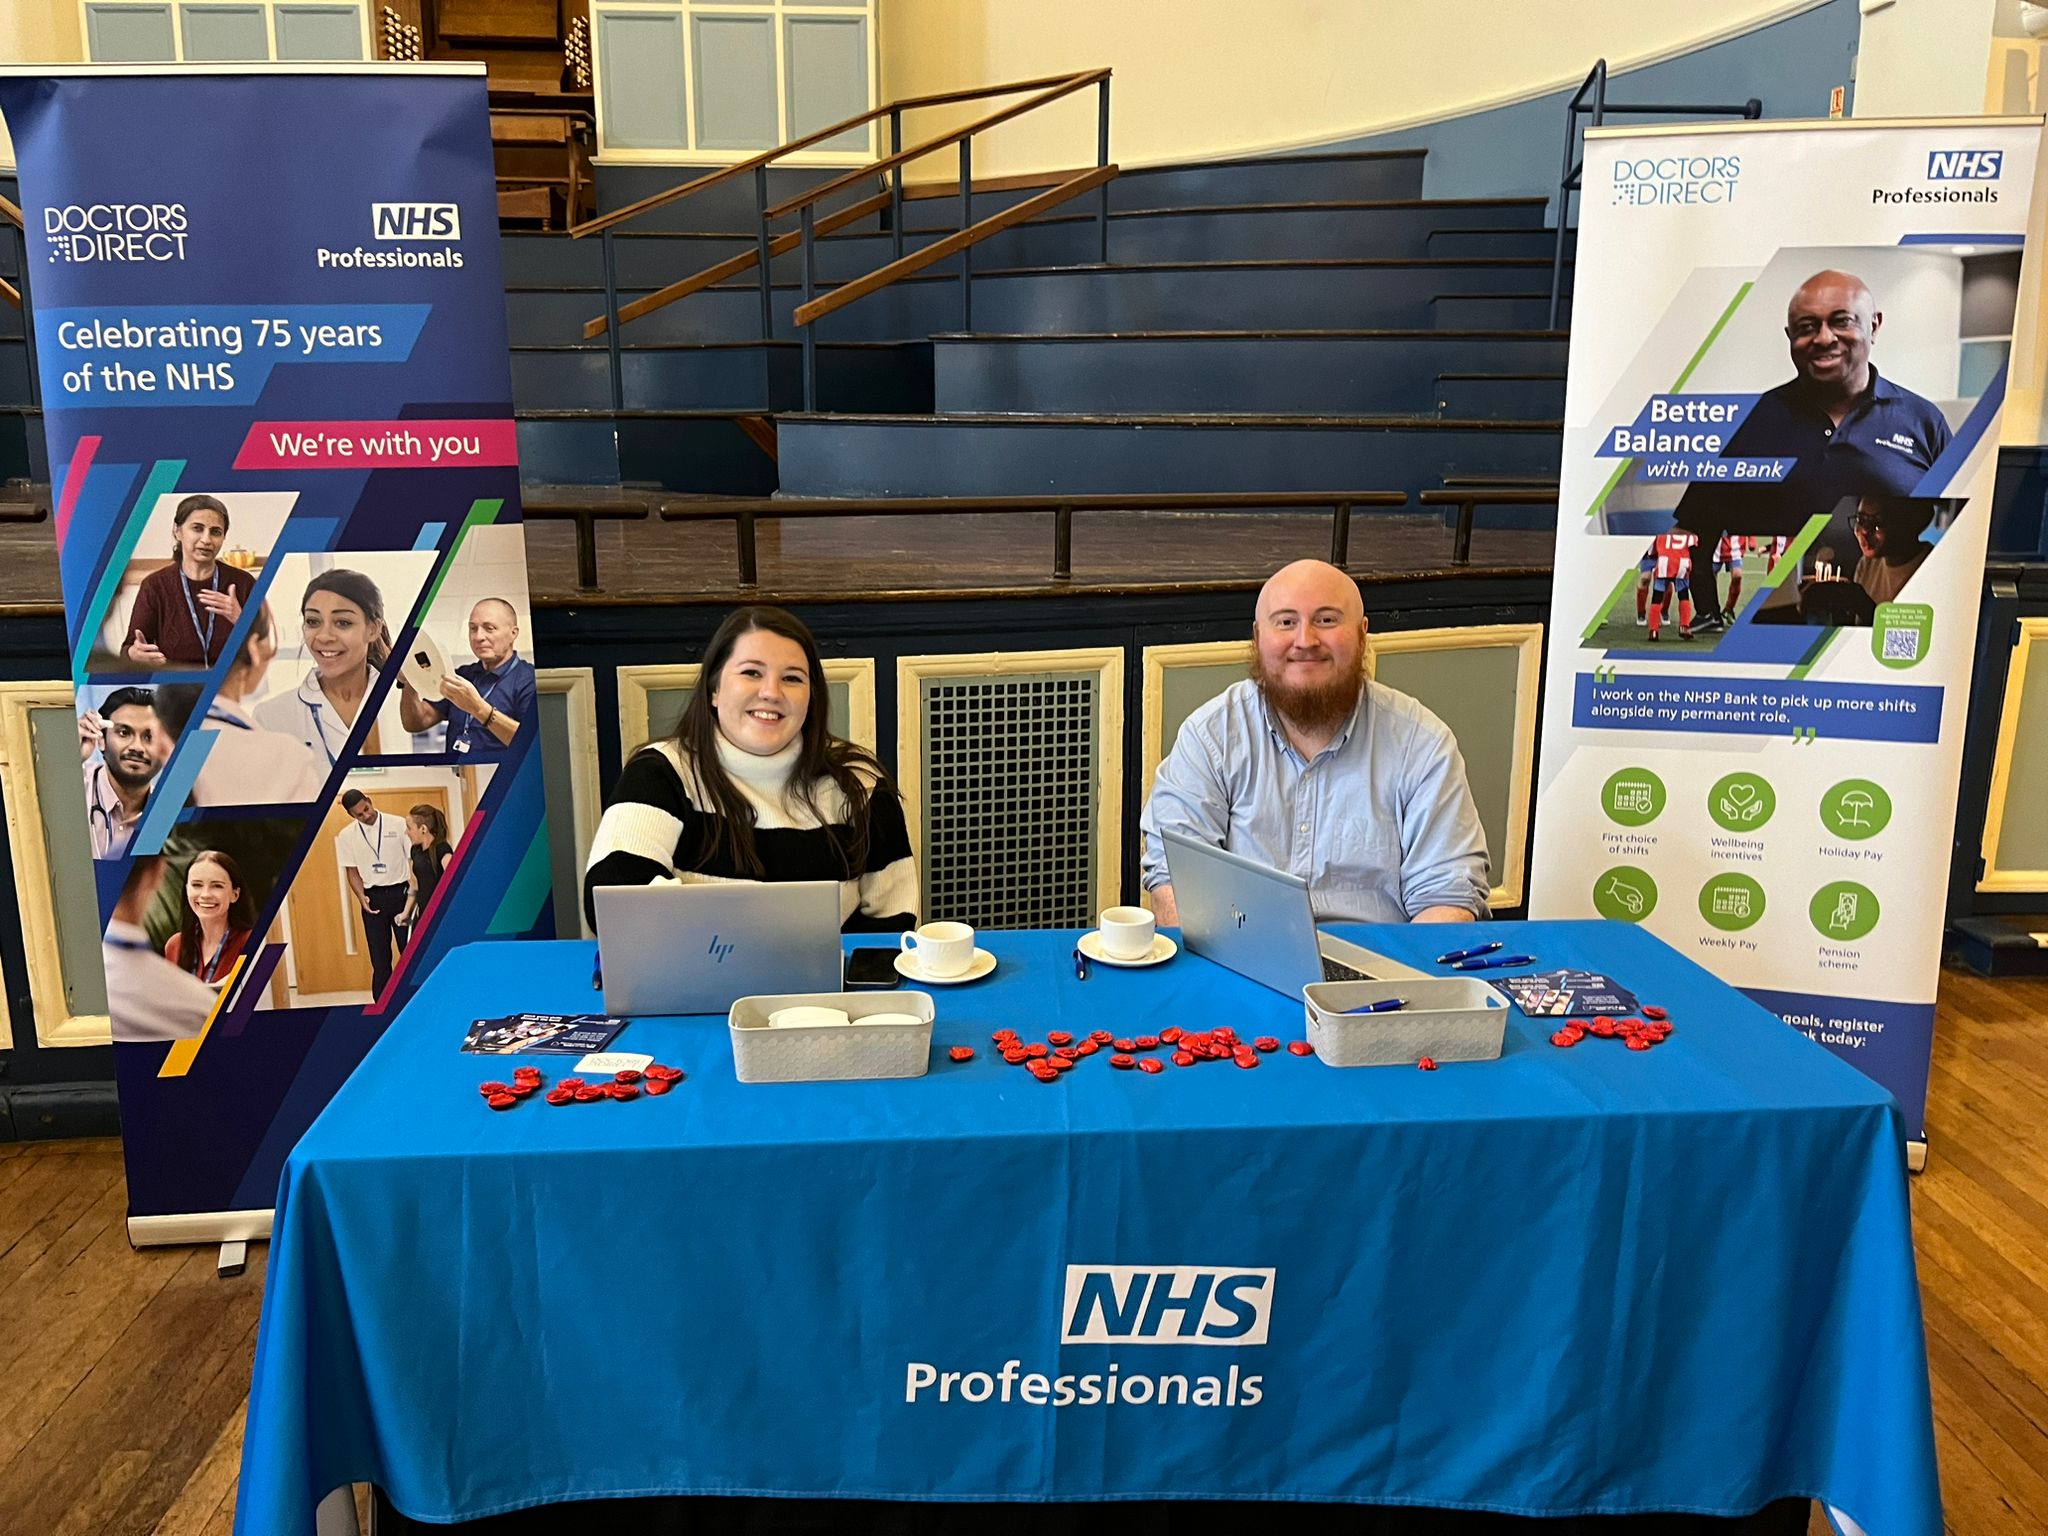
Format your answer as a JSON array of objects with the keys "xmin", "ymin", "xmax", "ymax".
[
  {"xmin": 1301, "ymin": 977, "xmax": 1508, "ymax": 1067},
  {"xmin": 727, "ymin": 990, "xmax": 935, "ymax": 1083}
]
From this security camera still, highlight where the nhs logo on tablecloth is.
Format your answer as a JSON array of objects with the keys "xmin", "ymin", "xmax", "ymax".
[{"xmin": 1061, "ymin": 1265, "xmax": 1274, "ymax": 1345}]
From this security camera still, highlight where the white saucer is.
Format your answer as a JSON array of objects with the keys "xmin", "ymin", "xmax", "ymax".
[
  {"xmin": 894, "ymin": 947, "xmax": 997, "ymax": 985},
  {"xmin": 1076, "ymin": 931, "xmax": 1179, "ymax": 968}
]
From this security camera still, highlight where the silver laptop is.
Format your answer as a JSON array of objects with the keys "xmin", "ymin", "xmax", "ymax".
[
  {"xmin": 592, "ymin": 881, "xmax": 843, "ymax": 1015},
  {"xmin": 1161, "ymin": 829, "xmax": 1425, "ymax": 997}
]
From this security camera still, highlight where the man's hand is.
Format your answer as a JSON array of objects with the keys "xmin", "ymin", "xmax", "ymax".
[
  {"xmin": 78, "ymin": 708, "xmax": 105, "ymax": 763},
  {"xmin": 359, "ymin": 894, "xmax": 374, "ymax": 914},
  {"xmin": 125, "ymin": 629, "xmax": 167, "ymax": 666},
  {"xmin": 440, "ymin": 673, "xmax": 487, "ymax": 719},
  {"xmin": 196, "ymin": 586, "xmax": 241, "ymax": 623}
]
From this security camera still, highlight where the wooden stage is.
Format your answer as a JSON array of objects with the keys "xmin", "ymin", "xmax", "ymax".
[{"xmin": 2, "ymin": 963, "xmax": 2046, "ymax": 1534}]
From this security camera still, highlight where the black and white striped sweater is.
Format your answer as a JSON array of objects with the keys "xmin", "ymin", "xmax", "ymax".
[{"xmin": 582, "ymin": 736, "xmax": 917, "ymax": 931}]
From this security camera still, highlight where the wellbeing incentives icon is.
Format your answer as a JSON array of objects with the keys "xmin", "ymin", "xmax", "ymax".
[
  {"xmin": 1708, "ymin": 772, "xmax": 1776, "ymax": 831},
  {"xmin": 1821, "ymin": 779, "xmax": 1892, "ymax": 841},
  {"xmin": 1602, "ymin": 766, "xmax": 1666, "ymax": 827}
]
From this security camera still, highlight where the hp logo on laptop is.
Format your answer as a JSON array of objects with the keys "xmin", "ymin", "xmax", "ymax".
[
  {"xmin": 707, "ymin": 934, "xmax": 736, "ymax": 963},
  {"xmin": 1229, "ymin": 905, "xmax": 1247, "ymax": 929}
]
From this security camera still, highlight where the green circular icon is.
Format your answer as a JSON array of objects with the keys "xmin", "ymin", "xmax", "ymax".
[
  {"xmin": 1821, "ymin": 779, "xmax": 1892, "ymax": 841},
  {"xmin": 1602, "ymin": 767, "xmax": 1666, "ymax": 827},
  {"xmin": 1809, "ymin": 881, "xmax": 1880, "ymax": 942},
  {"xmin": 1707, "ymin": 772, "xmax": 1777, "ymax": 832},
  {"xmin": 1592, "ymin": 866, "xmax": 1659, "ymax": 923},
  {"xmin": 1698, "ymin": 872, "xmax": 1767, "ymax": 932}
]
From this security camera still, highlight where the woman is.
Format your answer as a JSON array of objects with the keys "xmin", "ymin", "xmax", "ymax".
[
  {"xmin": 253, "ymin": 569, "xmax": 396, "ymax": 764},
  {"xmin": 583, "ymin": 606, "xmax": 916, "ymax": 932},
  {"xmin": 124, "ymin": 494, "xmax": 255, "ymax": 668},
  {"xmin": 400, "ymin": 803, "xmax": 454, "ymax": 931},
  {"xmin": 152, "ymin": 602, "xmax": 331, "ymax": 806},
  {"xmin": 163, "ymin": 849, "xmax": 256, "ymax": 987}
]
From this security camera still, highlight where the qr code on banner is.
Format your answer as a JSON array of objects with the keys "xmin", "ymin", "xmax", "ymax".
[{"xmin": 1881, "ymin": 627, "xmax": 1921, "ymax": 662}]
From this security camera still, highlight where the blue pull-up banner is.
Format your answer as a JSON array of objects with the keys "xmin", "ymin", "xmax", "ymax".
[{"xmin": 0, "ymin": 64, "xmax": 552, "ymax": 1241}]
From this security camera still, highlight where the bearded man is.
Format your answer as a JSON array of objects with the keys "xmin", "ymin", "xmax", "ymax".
[{"xmin": 1140, "ymin": 560, "xmax": 1489, "ymax": 926}]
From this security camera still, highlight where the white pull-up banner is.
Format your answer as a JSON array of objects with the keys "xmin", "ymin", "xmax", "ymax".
[{"xmin": 1530, "ymin": 115, "xmax": 2045, "ymax": 1154}]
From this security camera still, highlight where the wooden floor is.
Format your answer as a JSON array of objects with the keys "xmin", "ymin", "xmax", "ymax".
[{"xmin": 2, "ymin": 964, "xmax": 2044, "ymax": 1535}]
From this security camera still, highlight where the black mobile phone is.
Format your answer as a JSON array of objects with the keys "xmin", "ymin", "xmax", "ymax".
[{"xmin": 844, "ymin": 948, "xmax": 904, "ymax": 989}]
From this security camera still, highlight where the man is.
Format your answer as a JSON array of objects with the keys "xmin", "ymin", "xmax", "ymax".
[
  {"xmin": 1675, "ymin": 269, "xmax": 1952, "ymax": 633},
  {"xmin": 396, "ymin": 598, "xmax": 535, "ymax": 758},
  {"xmin": 1643, "ymin": 530, "xmax": 1697, "ymax": 642},
  {"xmin": 1140, "ymin": 560, "xmax": 1489, "ymax": 926},
  {"xmin": 336, "ymin": 789, "xmax": 411, "ymax": 996},
  {"xmin": 78, "ymin": 686, "xmax": 167, "ymax": 860},
  {"xmin": 1850, "ymin": 495, "xmax": 1937, "ymax": 606}
]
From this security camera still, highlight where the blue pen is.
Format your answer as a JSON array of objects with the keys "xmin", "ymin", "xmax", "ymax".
[
  {"xmin": 1072, "ymin": 947, "xmax": 1088, "ymax": 981},
  {"xmin": 592, "ymin": 952, "xmax": 603, "ymax": 992},
  {"xmin": 1452, "ymin": 952, "xmax": 1537, "ymax": 972},
  {"xmin": 1436, "ymin": 940, "xmax": 1503, "ymax": 965},
  {"xmin": 1341, "ymin": 997, "xmax": 1407, "ymax": 1014}
]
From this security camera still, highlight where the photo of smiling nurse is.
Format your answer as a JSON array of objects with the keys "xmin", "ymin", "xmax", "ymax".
[{"xmin": 249, "ymin": 554, "xmax": 434, "ymax": 766}]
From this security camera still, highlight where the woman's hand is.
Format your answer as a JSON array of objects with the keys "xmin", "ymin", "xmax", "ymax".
[
  {"xmin": 197, "ymin": 586, "xmax": 242, "ymax": 624},
  {"xmin": 125, "ymin": 629, "xmax": 167, "ymax": 666}
]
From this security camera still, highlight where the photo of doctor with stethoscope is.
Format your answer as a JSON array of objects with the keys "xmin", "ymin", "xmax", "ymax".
[
  {"xmin": 77, "ymin": 685, "xmax": 169, "ymax": 860},
  {"xmin": 248, "ymin": 554, "xmax": 431, "ymax": 767}
]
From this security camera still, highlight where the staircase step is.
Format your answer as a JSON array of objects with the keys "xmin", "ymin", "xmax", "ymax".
[
  {"xmin": 929, "ymin": 331, "xmax": 1567, "ymax": 416},
  {"xmin": 515, "ymin": 410, "xmax": 779, "ymax": 493},
  {"xmin": 510, "ymin": 340, "xmax": 931, "ymax": 413},
  {"xmin": 504, "ymin": 257, "xmax": 1578, "ymax": 346},
  {"xmin": 500, "ymin": 197, "xmax": 1553, "ymax": 288},
  {"xmin": 1433, "ymin": 372, "xmax": 1567, "ymax": 418},
  {"xmin": 1431, "ymin": 293, "xmax": 1561, "ymax": 330},
  {"xmin": 776, "ymin": 412, "xmax": 1561, "ymax": 502}
]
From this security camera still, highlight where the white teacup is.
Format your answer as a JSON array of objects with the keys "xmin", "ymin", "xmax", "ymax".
[
  {"xmin": 1098, "ymin": 905, "xmax": 1157, "ymax": 961},
  {"xmin": 900, "ymin": 921, "xmax": 975, "ymax": 978},
  {"xmin": 769, "ymin": 1005, "xmax": 849, "ymax": 1030}
]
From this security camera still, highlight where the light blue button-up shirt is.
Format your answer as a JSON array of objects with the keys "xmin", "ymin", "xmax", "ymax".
[{"xmin": 1140, "ymin": 678, "xmax": 1490, "ymax": 923}]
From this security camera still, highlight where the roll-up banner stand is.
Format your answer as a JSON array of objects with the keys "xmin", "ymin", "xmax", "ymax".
[
  {"xmin": 1530, "ymin": 115, "xmax": 2046, "ymax": 1166},
  {"xmin": 0, "ymin": 65, "xmax": 552, "ymax": 1243}
]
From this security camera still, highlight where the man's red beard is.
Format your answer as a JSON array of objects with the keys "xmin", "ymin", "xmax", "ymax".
[{"xmin": 1250, "ymin": 650, "xmax": 1364, "ymax": 734}]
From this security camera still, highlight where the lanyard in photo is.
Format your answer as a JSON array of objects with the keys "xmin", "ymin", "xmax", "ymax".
[
  {"xmin": 180, "ymin": 567, "xmax": 222, "ymax": 661},
  {"xmin": 458, "ymin": 667, "xmax": 507, "ymax": 743},
  {"xmin": 198, "ymin": 929, "xmax": 234, "ymax": 983},
  {"xmin": 358, "ymin": 816, "xmax": 394, "ymax": 871}
]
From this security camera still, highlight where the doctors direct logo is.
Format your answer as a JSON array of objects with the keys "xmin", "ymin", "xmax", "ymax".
[
  {"xmin": 1611, "ymin": 154, "xmax": 1739, "ymax": 207},
  {"xmin": 903, "ymin": 1267, "xmax": 1273, "ymax": 1412},
  {"xmin": 43, "ymin": 203, "xmax": 190, "ymax": 264}
]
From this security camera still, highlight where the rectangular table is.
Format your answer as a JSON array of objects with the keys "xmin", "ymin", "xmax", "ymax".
[{"xmin": 236, "ymin": 920, "xmax": 1938, "ymax": 1536}]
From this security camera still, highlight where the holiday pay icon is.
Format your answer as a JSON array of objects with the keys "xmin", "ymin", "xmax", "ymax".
[
  {"xmin": 1593, "ymin": 866, "xmax": 1658, "ymax": 922},
  {"xmin": 1601, "ymin": 766, "xmax": 1666, "ymax": 827},
  {"xmin": 1822, "ymin": 779, "xmax": 1892, "ymax": 841},
  {"xmin": 1809, "ymin": 880, "xmax": 1880, "ymax": 941},
  {"xmin": 1708, "ymin": 772, "xmax": 1776, "ymax": 832}
]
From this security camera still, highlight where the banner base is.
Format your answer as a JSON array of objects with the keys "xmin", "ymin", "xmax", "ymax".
[
  {"xmin": 127, "ymin": 1208, "xmax": 272, "ymax": 1249},
  {"xmin": 1907, "ymin": 1140, "xmax": 1928, "ymax": 1174}
]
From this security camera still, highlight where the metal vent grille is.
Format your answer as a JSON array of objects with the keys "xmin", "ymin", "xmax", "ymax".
[{"xmin": 920, "ymin": 671, "xmax": 1100, "ymax": 929}]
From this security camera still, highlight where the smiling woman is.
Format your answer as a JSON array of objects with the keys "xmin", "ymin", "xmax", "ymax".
[{"xmin": 583, "ymin": 605, "xmax": 918, "ymax": 933}]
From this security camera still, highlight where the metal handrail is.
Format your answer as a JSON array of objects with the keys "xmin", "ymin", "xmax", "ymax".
[
  {"xmin": 659, "ymin": 490, "xmax": 1407, "ymax": 589},
  {"xmin": 1548, "ymin": 60, "xmax": 1761, "ymax": 327},
  {"xmin": 1417, "ymin": 486, "xmax": 1560, "ymax": 565},
  {"xmin": 578, "ymin": 67, "xmax": 1115, "ymax": 412}
]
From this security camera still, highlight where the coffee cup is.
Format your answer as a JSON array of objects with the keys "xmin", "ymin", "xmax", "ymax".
[
  {"xmin": 1098, "ymin": 905, "xmax": 1157, "ymax": 961},
  {"xmin": 900, "ymin": 921, "xmax": 975, "ymax": 978}
]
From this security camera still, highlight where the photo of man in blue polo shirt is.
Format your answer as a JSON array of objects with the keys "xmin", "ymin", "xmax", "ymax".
[
  {"xmin": 1673, "ymin": 268, "xmax": 1952, "ymax": 634},
  {"xmin": 395, "ymin": 597, "xmax": 536, "ymax": 758}
]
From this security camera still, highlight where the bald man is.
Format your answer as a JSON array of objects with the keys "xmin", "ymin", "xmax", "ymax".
[
  {"xmin": 1675, "ymin": 269, "xmax": 1951, "ymax": 633},
  {"xmin": 397, "ymin": 598, "xmax": 535, "ymax": 757},
  {"xmin": 1140, "ymin": 561, "xmax": 1489, "ymax": 926}
]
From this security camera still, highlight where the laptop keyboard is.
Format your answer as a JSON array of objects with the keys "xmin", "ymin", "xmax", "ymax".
[{"xmin": 1320, "ymin": 956, "xmax": 1369, "ymax": 983}]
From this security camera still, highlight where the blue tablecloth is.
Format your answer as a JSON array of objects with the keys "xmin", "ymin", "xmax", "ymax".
[{"xmin": 237, "ymin": 920, "xmax": 1938, "ymax": 1536}]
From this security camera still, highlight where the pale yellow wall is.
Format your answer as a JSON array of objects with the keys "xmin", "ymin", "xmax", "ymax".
[
  {"xmin": 879, "ymin": 0, "xmax": 1828, "ymax": 181},
  {"xmin": 0, "ymin": 0, "xmax": 88, "ymax": 166}
]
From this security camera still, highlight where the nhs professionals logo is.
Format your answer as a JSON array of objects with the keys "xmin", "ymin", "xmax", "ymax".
[
  {"xmin": 1061, "ymin": 1265, "xmax": 1275, "ymax": 1345},
  {"xmin": 902, "ymin": 1265, "xmax": 1274, "ymax": 1410},
  {"xmin": 1927, "ymin": 149, "xmax": 2003, "ymax": 180},
  {"xmin": 371, "ymin": 202, "xmax": 462, "ymax": 240}
]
